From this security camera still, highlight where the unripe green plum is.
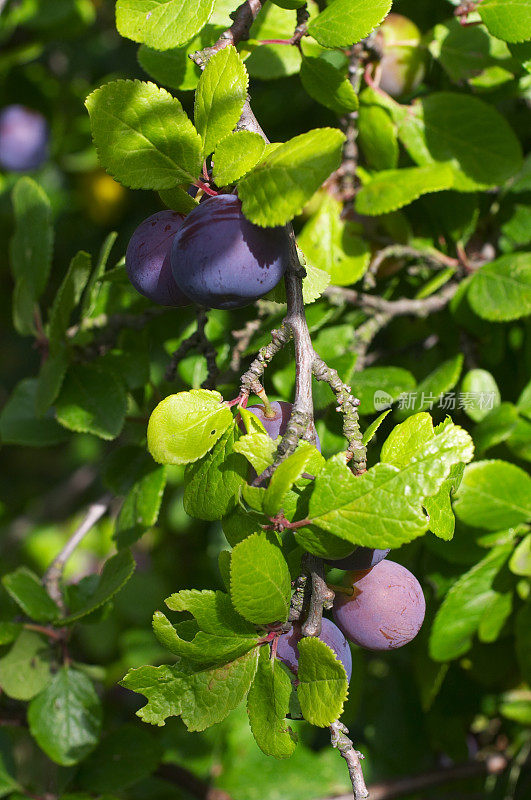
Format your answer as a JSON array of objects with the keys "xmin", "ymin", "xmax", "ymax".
[{"xmin": 377, "ymin": 13, "xmax": 425, "ymax": 98}]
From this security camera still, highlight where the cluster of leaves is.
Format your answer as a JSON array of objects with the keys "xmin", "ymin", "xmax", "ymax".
[{"xmin": 0, "ymin": 0, "xmax": 530, "ymax": 799}]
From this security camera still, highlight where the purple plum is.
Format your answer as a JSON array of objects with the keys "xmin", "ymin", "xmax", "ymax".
[
  {"xmin": 325, "ymin": 547, "xmax": 390, "ymax": 571},
  {"xmin": 276, "ymin": 618, "xmax": 352, "ymax": 680},
  {"xmin": 333, "ymin": 560, "xmax": 425, "ymax": 651},
  {"xmin": 170, "ymin": 194, "xmax": 290, "ymax": 309},
  {"xmin": 0, "ymin": 105, "xmax": 49, "ymax": 171},
  {"xmin": 244, "ymin": 401, "xmax": 321, "ymax": 450},
  {"xmin": 126, "ymin": 211, "xmax": 191, "ymax": 306}
]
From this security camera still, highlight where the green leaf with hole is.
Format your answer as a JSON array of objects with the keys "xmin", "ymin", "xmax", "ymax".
[
  {"xmin": 238, "ymin": 128, "xmax": 345, "ymax": 226},
  {"xmin": 86, "ymin": 80, "xmax": 202, "ymax": 189},
  {"xmin": 297, "ymin": 637, "xmax": 348, "ymax": 726},
  {"xmin": 116, "ymin": 0, "xmax": 215, "ymax": 49},
  {"xmin": 308, "ymin": 0, "xmax": 392, "ymax": 48},
  {"xmin": 148, "ymin": 389, "xmax": 233, "ymax": 465},
  {"xmin": 194, "ymin": 45, "xmax": 248, "ymax": 157},
  {"xmin": 230, "ymin": 532, "xmax": 291, "ymax": 624}
]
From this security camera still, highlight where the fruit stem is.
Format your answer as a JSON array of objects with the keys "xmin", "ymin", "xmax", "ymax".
[
  {"xmin": 193, "ymin": 180, "xmax": 218, "ymax": 197},
  {"xmin": 256, "ymin": 388, "xmax": 275, "ymax": 418}
]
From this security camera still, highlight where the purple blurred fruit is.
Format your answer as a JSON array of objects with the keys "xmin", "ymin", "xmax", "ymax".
[
  {"xmin": 276, "ymin": 618, "xmax": 352, "ymax": 680},
  {"xmin": 377, "ymin": 14, "xmax": 425, "ymax": 98},
  {"xmin": 126, "ymin": 211, "xmax": 191, "ymax": 306},
  {"xmin": 0, "ymin": 105, "xmax": 49, "ymax": 171},
  {"xmin": 325, "ymin": 547, "xmax": 390, "ymax": 571},
  {"xmin": 333, "ymin": 560, "xmax": 425, "ymax": 651},
  {"xmin": 244, "ymin": 401, "xmax": 321, "ymax": 450},
  {"xmin": 170, "ymin": 194, "xmax": 290, "ymax": 309}
]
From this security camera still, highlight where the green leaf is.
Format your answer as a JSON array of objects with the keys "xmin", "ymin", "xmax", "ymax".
[
  {"xmin": 121, "ymin": 647, "xmax": 259, "ymax": 729},
  {"xmin": 0, "ymin": 378, "xmax": 69, "ymax": 447},
  {"xmin": 478, "ymin": 0, "xmax": 531, "ymax": 44},
  {"xmin": 115, "ymin": 464, "xmax": 167, "ymax": 548},
  {"xmin": 298, "ymin": 194, "xmax": 369, "ymax": 286},
  {"xmin": 263, "ymin": 442, "xmax": 323, "ymax": 516},
  {"xmin": 153, "ymin": 611, "xmax": 259, "ymax": 667},
  {"xmin": 158, "ymin": 185, "xmax": 198, "ymax": 213},
  {"xmin": 510, "ymin": 534, "xmax": 531, "ymax": 576},
  {"xmin": 352, "ymin": 366, "xmax": 416, "ymax": 414},
  {"xmin": 297, "ymin": 637, "xmax": 348, "ymax": 726},
  {"xmin": 0, "ymin": 745, "xmax": 19, "ymax": 797},
  {"xmin": 2, "ymin": 567, "xmax": 60, "ymax": 623},
  {"xmin": 478, "ymin": 590, "xmax": 513, "ymax": 643},
  {"xmin": 0, "ymin": 631, "xmax": 52, "ymax": 700},
  {"xmin": 76, "ymin": 724, "xmax": 161, "ymax": 793},
  {"xmin": 380, "ymin": 412, "xmax": 435, "ymax": 467},
  {"xmin": 165, "ymin": 588, "xmax": 257, "ymax": 635},
  {"xmin": 297, "ymin": 422, "xmax": 473, "ymax": 555},
  {"xmin": 516, "ymin": 600, "xmax": 531, "ymax": 684},
  {"xmin": 48, "ymin": 251, "xmax": 92, "ymax": 350},
  {"xmin": 81, "ymin": 230, "xmax": 118, "ymax": 317},
  {"xmin": 395, "ymin": 355, "xmax": 464, "ymax": 420},
  {"xmin": 116, "ymin": 0, "xmax": 215, "ymax": 49},
  {"xmin": 27, "ymin": 667, "xmax": 102, "ymax": 766},
  {"xmin": 429, "ymin": 544, "xmax": 512, "ymax": 661},
  {"xmin": 230, "ymin": 532, "xmax": 291, "ymax": 624},
  {"xmin": 473, "ymin": 403, "xmax": 519, "ymax": 455},
  {"xmin": 395, "ymin": 92, "xmax": 523, "ymax": 190},
  {"xmin": 233, "ymin": 431, "xmax": 277, "ymax": 474},
  {"xmin": 300, "ymin": 55, "xmax": 358, "ymax": 115},
  {"xmin": 194, "ymin": 45, "xmax": 248, "ymax": 157},
  {"xmin": 213, "ymin": 131, "xmax": 266, "ymax": 186},
  {"xmin": 55, "ymin": 363, "xmax": 128, "ymax": 440},
  {"xmin": 9, "ymin": 178, "xmax": 53, "ymax": 335},
  {"xmin": 0, "ymin": 623, "xmax": 21, "ymax": 646},
  {"xmin": 35, "ymin": 345, "xmax": 69, "ymax": 416},
  {"xmin": 500, "ymin": 690, "xmax": 531, "ymax": 725},
  {"xmin": 184, "ymin": 425, "xmax": 247, "ymax": 521},
  {"xmin": 86, "ymin": 80, "xmax": 202, "ymax": 189},
  {"xmin": 425, "ymin": 463, "xmax": 464, "ymax": 542},
  {"xmin": 358, "ymin": 100, "xmax": 398, "ymax": 170},
  {"xmin": 356, "ymin": 164, "xmax": 455, "ymax": 216},
  {"xmin": 62, "ymin": 549, "xmax": 135, "ymax": 624},
  {"xmin": 454, "ymin": 460, "xmax": 531, "ymax": 531},
  {"xmin": 246, "ymin": 42, "xmax": 302, "ymax": 80},
  {"xmin": 238, "ymin": 128, "xmax": 345, "ymax": 227},
  {"xmin": 467, "ymin": 253, "xmax": 531, "ymax": 322},
  {"xmin": 362, "ymin": 410, "xmax": 391, "ymax": 446},
  {"xmin": 429, "ymin": 18, "xmax": 516, "ymax": 85},
  {"xmin": 138, "ymin": 24, "xmax": 224, "ymax": 92},
  {"xmin": 308, "ymin": 0, "xmax": 392, "ymax": 48},
  {"xmin": 147, "ymin": 389, "xmax": 233, "ymax": 465},
  {"xmin": 247, "ymin": 648, "xmax": 297, "ymax": 759},
  {"xmin": 460, "ymin": 369, "xmax": 501, "ymax": 422}
]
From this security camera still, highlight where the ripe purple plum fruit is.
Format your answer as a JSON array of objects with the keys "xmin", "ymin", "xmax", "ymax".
[
  {"xmin": 325, "ymin": 547, "xmax": 390, "ymax": 571},
  {"xmin": 126, "ymin": 211, "xmax": 191, "ymax": 306},
  {"xmin": 244, "ymin": 401, "xmax": 321, "ymax": 450},
  {"xmin": 333, "ymin": 559, "xmax": 425, "ymax": 651},
  {"xmin": 378, "ymin": 14, "xmax": 425, "ymax": 98},
  {"xmin": 171, "ymin": 194, "xmax": 290, "ymax": 309},
  {"xmin": 276, "ymin": 619, "xmax": 352, "ymax": 680},
  {"xmin": 0, "ymin": 105, "xmax": 49, "ymax": 171}
]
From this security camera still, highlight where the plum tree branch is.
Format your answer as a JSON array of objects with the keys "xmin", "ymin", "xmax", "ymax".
[
  {"xmin": 42, "ymin": 493, "xmax": 112, "ymax": 608},
  {"xmin": 325, "ymin": 281, "xmax": 459, "ymax": 318},
  {"xmin": 330, "ymin": 721, "xmax": 369, "ymax": 800}
]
